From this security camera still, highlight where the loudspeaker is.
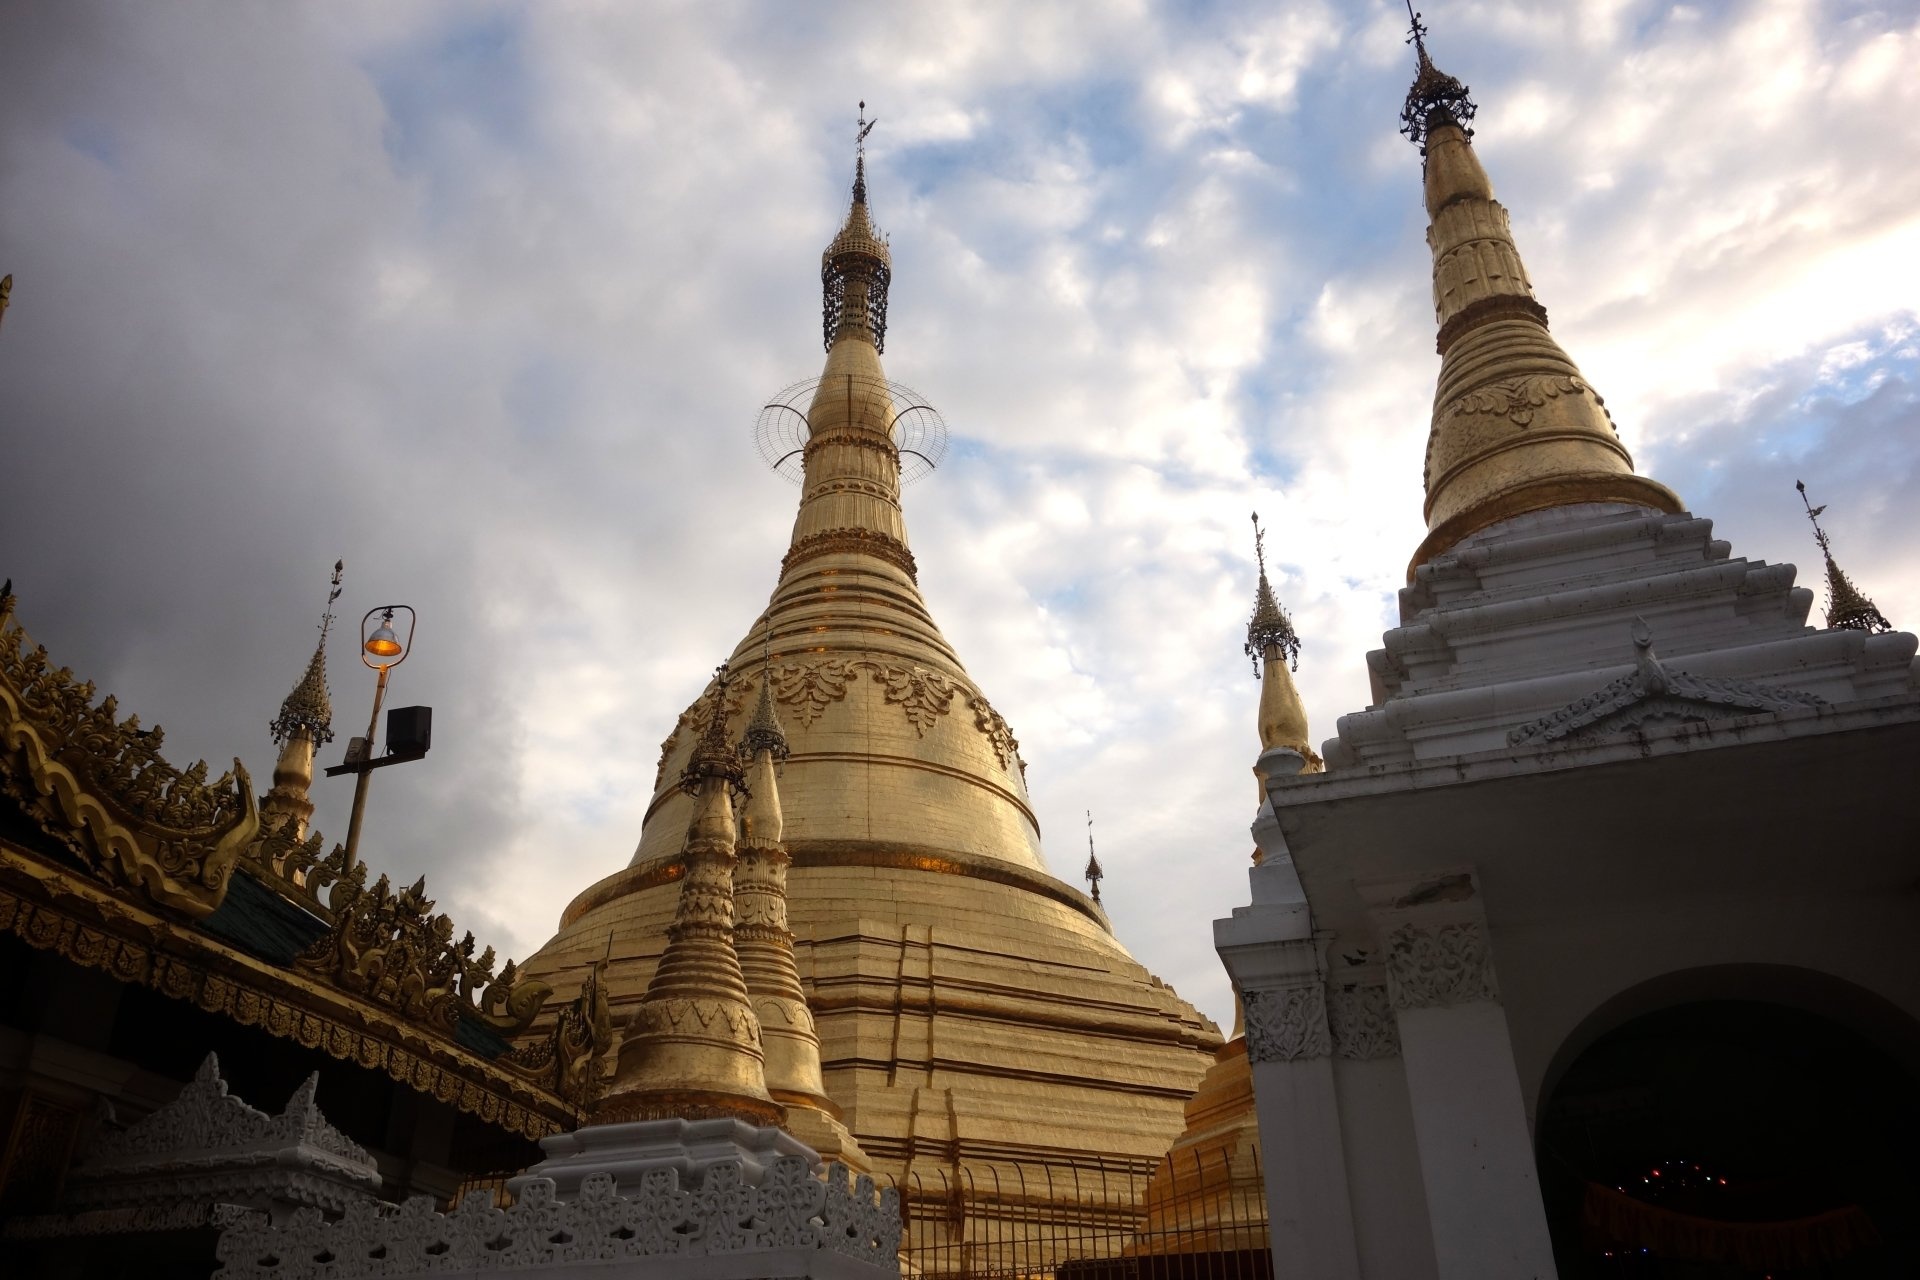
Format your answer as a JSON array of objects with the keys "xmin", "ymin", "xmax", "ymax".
[{"xmin": 386, "ymin": 705, "xmax": 432, "ymax": 758}]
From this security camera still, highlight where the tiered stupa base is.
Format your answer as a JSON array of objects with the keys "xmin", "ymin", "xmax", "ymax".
[
  {"xmin": 527, "ymin": 857, "xmax": 1219, "ymax": 1186},
  {"xmin": 509, "ymin": 1116, "xmax": 818, "ymax": 1200}
]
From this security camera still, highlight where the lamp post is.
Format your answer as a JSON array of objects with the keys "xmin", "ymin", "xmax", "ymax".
[{"xmin": 340, "ymin": 605, "xmax": 415, "ymax": 871}]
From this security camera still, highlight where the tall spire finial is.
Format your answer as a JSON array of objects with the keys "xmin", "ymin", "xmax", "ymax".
[
  {"xmin": 262, "ymin": 560, "xmax": 343, "ymax": 839},
  {"xmin": 740, "ymin": 621, "xmax": 789, "ymax": 761},
  {"xmin": 1245, "ymin": 513, "xmax": 1301, "ymax": 676},
  {"xmin": 1084, "ymin": 810, "xmax": 1103, "ymax": 905},
  {"xmin": 1797, "ymin": 480, "xmax": 1893, "ymax": 633},
  {"xmin": 1399, "ymin": 5, "xmax": 1476, "ymax": 155},
  {"xmin": 683, "ymin": 663, "xmax": 748, "ymax": 794},
  {"xmin": 855, "ymin": 100, "xmax": 875, "ymax": 200},
  {"xmin": 270, "ymin": 560, "xmax": 343, "ymax": 745},
  {"xmin": 822, "ymin": 103, "xmax": 891, "ymax": 353}
]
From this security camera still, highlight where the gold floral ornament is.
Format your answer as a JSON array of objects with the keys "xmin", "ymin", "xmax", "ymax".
[
  {"xmin": 866, "ymin": 662, "xmax": 955, "ymax": 735},
  {"xmin": 771, "ymin": 660, "xmax": 853, "ymax": 728},
  {"xmin": 0, "ymin": 583, "xmax": 258, "ymax": 917},
  {"xmin": 967, "ymin": 694, "xmax": 1023, "ymax": 773},
  {"xmin": 1449, "ymin": 375, "xmax": 1595, "ymax": 429}
]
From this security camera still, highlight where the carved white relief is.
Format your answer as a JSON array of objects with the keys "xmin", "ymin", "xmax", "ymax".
[
  {"xmin": 82, "ymin": 1054, "xmax": 370, "ymax": 1179},
  {"xmin": 1384, "ymin": 921, "xmax": 1498, "ymax": 1010},
  {"xmin": 215, "ymin": 1158, "xmax": 902, "ymax": 1279},
  {"xmin": 1327, "ymin": 983, "xmax": 1400, "ymax": 1060},
  {"xmin": 1242, "ymin": 985, "xmax": 1331, "ymax": 1064},
  {"xmin": 1509, "ymin": 619, "xmax": 1824, "ymax": 748},
  {"xmin": 40, "ymin": 1053, "xmax": 382, "ymax": 1234}
]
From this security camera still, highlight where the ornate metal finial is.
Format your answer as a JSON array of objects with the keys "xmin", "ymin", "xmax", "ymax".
[
  {"xmin": 1797, "ymin": 480, "xmax": 1893, "ymax": 633},
  {"xmin": 740, "ymin": 620, "xmax": 790, "ymax": 761},
  {"xmin": 855, "ymin": 100, "xmax": 876, "ymax": 201},
  {"xmin": 1084, "ymin": 810, "xmax": 1103, "ymax": 905},
  {"xmin": 1245, "ymin": 513, "xmax": 1301, "ymax": 676},
  {"xmin": 1399, "ymin": 3, "xmax": 1476, "ymax": 155},
  {"xmin": 270, "ymin": 560, "xmax": 344, "ymax": 744},
  {"xmin": 822, "ymin": 103, "xmax": 892, "ymax": 354},
  {"xmin": 682, "ymin": 662, "xmax": 748, "ymax": 794}
]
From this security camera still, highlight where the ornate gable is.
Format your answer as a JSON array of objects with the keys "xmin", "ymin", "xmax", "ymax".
[{"xmin": 1510, "ymin": 618, "xmax": 1825, "ymax": 747}]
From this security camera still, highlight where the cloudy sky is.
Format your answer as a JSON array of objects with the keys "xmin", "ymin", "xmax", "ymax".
[{"xmin": 3, "ymin": 0, "xmax": 1916, "ymax": 1028}]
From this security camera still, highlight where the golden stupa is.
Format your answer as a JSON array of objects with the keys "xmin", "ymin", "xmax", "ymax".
[{"xmin": 520, "ymin": 130, "xmax": 1219, "ymax": 1207}]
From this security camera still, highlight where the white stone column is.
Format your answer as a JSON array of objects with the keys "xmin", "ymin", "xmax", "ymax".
[
  {"xmin": 1229, "ymin": 935, "xmax": 1363, "ymax": 1280},
  {"xmin": 1366, "ymin": 876, "xmax": 1557, "ymax": 1280}
]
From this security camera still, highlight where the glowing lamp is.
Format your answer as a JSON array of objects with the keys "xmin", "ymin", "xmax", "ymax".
[{"xmin": 365, "ymin": 617, "xmax": 403, "ymax": 659}]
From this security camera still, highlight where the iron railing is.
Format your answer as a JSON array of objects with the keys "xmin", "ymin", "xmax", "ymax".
[{"xmin": 880, "ymin": 1145, "xmax": 1270, "ymax": 1279}]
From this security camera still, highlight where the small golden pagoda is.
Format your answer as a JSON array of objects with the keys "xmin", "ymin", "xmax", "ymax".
[
  {"xmin": 1402, "ymin": 31, "xmax": 1681, "ymax": 576},
  {"xmin": 259, "ymin": 560, "xmax": 342, "ymax": 842},
  {"xmin": 520, "ymin": 120, "xmax": 1219, "ymax": 1223},
  {"xmin": 1137, "ymin": 516, "xmax": 1311, "ymax": 1255},
  {"xmin": 596, "ymin": 664, "xmax": 785, "ymax": 1128}
]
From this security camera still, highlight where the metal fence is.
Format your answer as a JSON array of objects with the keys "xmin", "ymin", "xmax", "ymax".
[{"xmin": 880, "ymin": 1144, "xmax": 1271, "ymax": 1280}]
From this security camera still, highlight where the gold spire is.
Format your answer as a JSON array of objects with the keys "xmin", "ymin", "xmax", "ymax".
[
  {"xmin": 821, "ymin": 102, "xmax": 891, "ymax": 353},
  {"xmin": 733, "ymin": 638, "xmax": 872, "ymax": 1168},
  {"xmin": 599, "ymin": 664, "xmax": 783, "ymax": 1126},
  {"xmin": 1084, "ymin": 810, "xmax": 1103, "ymax": 905},
  {"xmin": 780, "ymin": 104, "xmax": 919, "ymax": 589},
  {"xmin": 1244, "ymin": 515, "xmax": 1317, "ymax": 768},
  {"xmin": 1244, "ymin": 514, "xmax": 1299, "ymax": 677},
  {"xmin": 260, "ymin": 561, "xmax": 342, "ymax": 840},
  {"xmin": 739, "ymin": 634, "xmax": 790, "ymax": 763},
  {"xmin": 1401, "ymin": 15, "xmax": 1681, "ymax": 576},
  {"xmin": 1797, "ymin": 480, "xmax": 1893, "ymax": 633}
]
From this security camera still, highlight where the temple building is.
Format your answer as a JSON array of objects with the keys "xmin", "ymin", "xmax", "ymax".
[
  {"xmin": 515, "ymin": 134, "xmax": 1222, "ymax": 1241},
  {"xmin": 1216, "ymin": 22, "xmax": 1920, "ymax": 1279},
  {"xmin": 0, "ymin": 566, "xmax": 619, "ymax": 1276}
]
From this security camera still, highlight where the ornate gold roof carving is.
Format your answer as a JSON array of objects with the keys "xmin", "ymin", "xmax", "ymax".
[
  {"xmin": 0, "ymin": 584, "xmax": 258, "ymax": 918},
  {"xmin": 0, "ymin": 582, "xmax": 614, "ymax": 1126},
  {"xmin": 0, "ymin": 845, "xmax": 579, "ymax": 1139},
  {"xmin": 294, "ymin": 872, "xmax": 551, "ymax": 1037}
]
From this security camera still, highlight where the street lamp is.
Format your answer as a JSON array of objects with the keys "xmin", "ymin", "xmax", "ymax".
[{"xmin": 325, "ymin": 605, "xmax": 427, "ymax": 870}]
